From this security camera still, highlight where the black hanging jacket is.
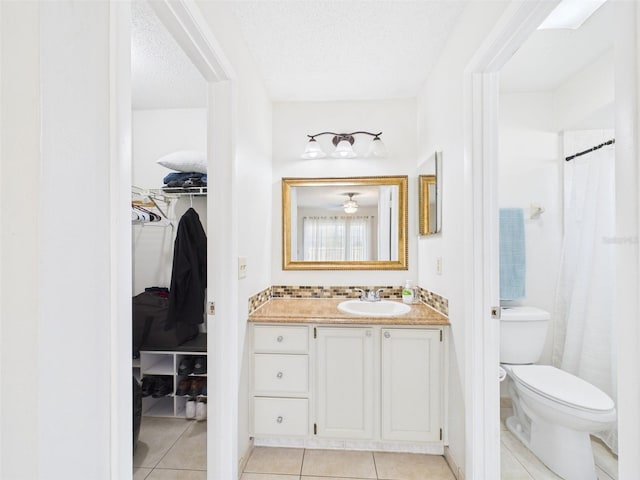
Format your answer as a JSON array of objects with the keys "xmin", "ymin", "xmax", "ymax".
[{"xmin": 166, "ymin": 208, "xmax": 207, "ymax": 327}]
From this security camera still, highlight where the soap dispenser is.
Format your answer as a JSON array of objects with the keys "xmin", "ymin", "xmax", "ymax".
[{"xmin": 402, "ymin": 280, "xmax": 415, "ymax": 304}]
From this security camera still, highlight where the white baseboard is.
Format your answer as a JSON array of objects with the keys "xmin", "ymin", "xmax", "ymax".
[
  {"xmin": 253, "ymin": 436, "xmax": 444, "ymax": 455},
  {"xmin": 444, "ymin": 446, "xmax": 465, "ymax": 480}
]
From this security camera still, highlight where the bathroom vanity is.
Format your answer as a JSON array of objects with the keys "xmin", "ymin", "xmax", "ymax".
[{"xmin": 248, "ymin": 298, "xmax": 449, "ymax": 454}]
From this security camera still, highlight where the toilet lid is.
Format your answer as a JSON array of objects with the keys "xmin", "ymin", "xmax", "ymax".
[{"xmin": 510, "ymin": 365, "xmax": 615, "ymax": 412}]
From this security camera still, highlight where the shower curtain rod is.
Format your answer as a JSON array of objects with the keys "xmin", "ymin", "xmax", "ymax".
[{"xmin": 565, "ymin": 138, "xmax": 615, "ymax": 162}]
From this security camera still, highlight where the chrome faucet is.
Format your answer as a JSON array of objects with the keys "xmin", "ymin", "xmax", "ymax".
[{"xmin": 355, "ymin": 288, "xmax": 384, "ymax": 302}]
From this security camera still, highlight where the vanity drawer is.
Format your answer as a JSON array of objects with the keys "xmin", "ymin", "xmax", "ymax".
[
  {"xmin": 253, "ymin": 325, "xmax": 309, "ymax": 353},
  {"xmin": 253, "ymin": 397, "xmax": 308, "ymax": 436},
  {"xmin": 253, "ymin": 354, "xmax": 308, "ymax": 394}
]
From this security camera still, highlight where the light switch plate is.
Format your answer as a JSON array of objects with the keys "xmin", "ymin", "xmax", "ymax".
[{"xmin": 238, "ymin": 256, "xmax": 247, "ymax": 279}]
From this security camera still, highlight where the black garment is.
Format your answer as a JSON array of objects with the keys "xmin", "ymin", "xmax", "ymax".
[
  {"xmin": 167, "ymin": 208, "xmax": 207, "ymax": 327},
  {"xmin": 132, "ymin": 290, "xmax": 198, "ymax": 356}
]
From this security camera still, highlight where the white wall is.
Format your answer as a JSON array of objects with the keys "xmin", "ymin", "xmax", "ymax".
[
  {"xmin": 1, "ymin": 2, "xmax": 121, "ymax": 477},
  {"xmin": 195, "ymin": 1, "xmax": 274, "ymax": 470},
  {"xmin": 416, "ymin": 2, "xmax": 510, "ymax": 477},
  {"xmin": 272, "ymin": 99, "xmax": 418, "ymax": 287},
  {"xmin": 132, "ymin": 108, "xmax": 207, "ymax": 189},
  {"xmin": 498, "ymin": 93, "xmax": 563, "ymax": 364},
  {"xmin": 0, "ymin": 3, "xmax": 40, "ymax": 478},
  {"xmin": 38, "ymin": 3, "xmax": 114, "ymax": 476},
  {"xmin": 554, "ymin": 50, "xmax": 614, "ymax": 132}
]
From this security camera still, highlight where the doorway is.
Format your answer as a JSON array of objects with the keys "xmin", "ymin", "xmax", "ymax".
[
  {"xmin": 112, "ymin": 1, "xmax": 239, "ymax": 478},
  {"xmin": 131, "ymin": 0, "xmax": 209, "ymax": 477},
  {"xmin": 497, "ymin": 2, "xmax": 617, "ymax": 478},
  {"xmin": 465, "ymin": 1, "xmax": 639, "ymax": 478}
]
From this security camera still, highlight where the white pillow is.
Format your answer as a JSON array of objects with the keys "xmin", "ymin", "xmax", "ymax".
[{"xmin": 156, "ymin": 150, "xmax": 207, "ymax": 174}]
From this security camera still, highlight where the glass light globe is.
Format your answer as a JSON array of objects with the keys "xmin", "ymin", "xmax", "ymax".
[
  {"xmin": 301, "ymin": 139, "xmax": 326, "ymax": 159},
  {"xmin": 367, "ymin": 137, "xmax": 387, "ymax": 158},
  {"xmin": 332, "ymin": 140, "xmax": 357, "ymax": 158}
]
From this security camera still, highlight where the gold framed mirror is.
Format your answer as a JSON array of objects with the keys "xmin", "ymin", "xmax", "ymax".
[
  {"xmin": 419, "ymin": 175, "xmax": 436, "ymax": 235},
  {"xmin": 282, "ymin": 176, "xmax": 408, "ymax": 270},
  {"xmin": 419, "ymin": 151, "xmax": 442, "ymax": 235}
]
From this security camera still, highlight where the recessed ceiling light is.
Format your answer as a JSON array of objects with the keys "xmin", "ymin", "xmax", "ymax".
[{"xmin": 538, "ymin": 0, "xmax": 608, "ymax": 30}]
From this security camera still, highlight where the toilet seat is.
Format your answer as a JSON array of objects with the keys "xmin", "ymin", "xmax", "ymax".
[{"xmin": 510, "ymin": 365, "xmax": 614, "ymax": 413}]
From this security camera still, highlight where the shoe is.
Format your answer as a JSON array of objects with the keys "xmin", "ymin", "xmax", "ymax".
[
  {"xmin": 178, "ymin": 357, "xmax": 195, "ymax": 376},
  {"xmin": 189, "ymin": 377, "xmax": 205, "ymax": 396},
  {"xmin": 192, "ymin": 356, "xmax": 207, "ymax": 375},
  {"xmin": 152, "ymin": 377, "xmax": 172, "ymax": 398},
  {"xmin": 196, "ymin": 399, "xmax": 207, "ymax": 421},
  {"xmin": 141, "ymin": 377, "xmax": 156, "ymax": 397},
  {"xmin": 185, "ymin": 399, "xmax": 196, "ymax": 419},
  {"xmin": 175, "ymin": 378, "xmax": 191, "ymax": 396}
]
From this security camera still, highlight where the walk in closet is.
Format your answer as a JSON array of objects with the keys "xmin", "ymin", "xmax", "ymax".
[
  {"xmin": 132, "ymin": 186, "xmax": 208, "ymax": 419},
  {"xmin": 130, "ymin": 0, "xmax": 210, "ymax": 469}
]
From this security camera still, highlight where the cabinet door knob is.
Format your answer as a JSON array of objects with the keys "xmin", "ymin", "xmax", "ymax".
[
  {"xmin": 366, "ymin": 330, "xmax": 372, "ymax": 337},
  {"xmin": 384, "ymin": 331, "xmax": 391, "ymax": 338},
  {"xmin": 277, "ymin": 416, "xmax": 283, "ymax": 423},
  {"xmin": 276, "ymin": 335, "xmax": 284, "ymax": 342},
  {"xmin": 276, "ymin": 371, "xmax": 283, "ymax": 379}
]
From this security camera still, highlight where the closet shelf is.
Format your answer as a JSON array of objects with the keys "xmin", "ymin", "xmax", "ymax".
[
  {"xmin": 159, "ymin": 186, "xmax": 207, "ymax": 197},
  {"xmin": 132, "ymin": 185, "xmax": 207, "ymax": 203}
]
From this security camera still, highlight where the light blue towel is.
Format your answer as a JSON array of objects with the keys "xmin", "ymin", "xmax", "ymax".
[{"xmin": 499, "ymin": 208, "xmax": 526, "ymax": 300}]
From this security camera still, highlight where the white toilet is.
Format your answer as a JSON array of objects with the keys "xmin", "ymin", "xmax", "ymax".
[{"xmin": 500, "ymin": 306, "xmax": 616, "ymax": 480}]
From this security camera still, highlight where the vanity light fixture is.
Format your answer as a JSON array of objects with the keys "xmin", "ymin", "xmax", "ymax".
[{"xmin": 301, "ymin": 131, "xmax": 386, "ymax": 159}]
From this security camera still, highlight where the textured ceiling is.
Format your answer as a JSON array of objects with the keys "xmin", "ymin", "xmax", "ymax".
[
  {"xmin": 500, "ymin": 1, "xmax": 614, "ymax": 93},
  {"xmin": 228, "ymin": 1, "xmax": 467, "ymax": 101},
  {"xmin": 131, "ymin": 0, "xmax": 613, "ymax": 105},
  {"xmin": 131, "ymin": 1, "xmax": 207, "ymax": 109}
]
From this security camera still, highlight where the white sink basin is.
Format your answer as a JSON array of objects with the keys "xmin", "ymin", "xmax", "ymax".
[{"xmin": 337, "ymin": 300, "xmax": 411, "ymax": 317}]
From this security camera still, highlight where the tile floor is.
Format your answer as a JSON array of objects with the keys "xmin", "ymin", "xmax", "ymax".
[
  {"xmin": 133, "ymin": 417, "xmax": 206, "ymax": 480},
  {"xmin": 133, "ymin": 411, "xmax": 619, "ymax": 480},
  {"xmin": 241, "ymin": 447, "xmax": 456, "ymax": 480}
]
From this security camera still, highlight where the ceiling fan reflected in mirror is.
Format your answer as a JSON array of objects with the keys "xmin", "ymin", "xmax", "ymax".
[{"xmin": 343, "ymin": 192, "xmax": 359, "ymax": 214}]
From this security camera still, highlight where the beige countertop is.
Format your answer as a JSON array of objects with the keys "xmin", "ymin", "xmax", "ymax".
[{"xmin": 248, "ymin": 298, "xmax": 449, "ymax": 326}]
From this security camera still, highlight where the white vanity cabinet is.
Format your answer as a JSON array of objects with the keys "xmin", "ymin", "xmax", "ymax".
[
  {"xmin": 250, "ymin": 323, "xmax": 445, "ymax": 452},
  {"xmin": 251, "ymin": 325, "xmax": 310, "ymax": 437},
  {"xmin": 381, "ymin": 328, "xmax": 442, "ymax": 442},
  {"xmin": 315, "ymin": 326, "xmax": 375, "ymax": 439}
]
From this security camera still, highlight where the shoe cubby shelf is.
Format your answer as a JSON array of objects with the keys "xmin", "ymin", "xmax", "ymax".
[
  {"xmin": 141, "ymin": 355, "xmax": 174, "ymax": 375},
  {"xmin": 139, "ymin": 350, "xmax": 207, "ymax": 418}
]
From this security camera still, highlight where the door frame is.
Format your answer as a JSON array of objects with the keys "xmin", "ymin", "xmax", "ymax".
[
  {"xmin": 463, "ymin": 1, "xmax": 561, "ymax": 478},
  {"xmin": 110, "ymin": 1, "xmax": 239, "ymax": 478},
  {"xmin": 465, "ymin": 1, "xmax": 640, "ymax": 478}
]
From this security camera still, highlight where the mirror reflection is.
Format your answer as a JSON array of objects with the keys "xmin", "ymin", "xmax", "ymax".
[
  {"xmin": 282, "ymin": 176, "xmax": 408, "ymax": 270},
  {"xmin": 419, "ymin": 151, "xmax": 442, "ymax": 235}
]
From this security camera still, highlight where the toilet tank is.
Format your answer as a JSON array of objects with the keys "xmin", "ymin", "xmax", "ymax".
[{"xmin": 500, "ymin": 306, "xmax": 550, "ymax": 364}]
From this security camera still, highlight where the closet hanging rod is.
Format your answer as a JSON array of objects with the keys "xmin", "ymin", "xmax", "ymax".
[
  {"xmin": 132, "ymin": 186, "xmax": 171, "ymax": 220},
  {"xmin": 565, "ymin": 138, "xmax": 615, "ymax": 162}
]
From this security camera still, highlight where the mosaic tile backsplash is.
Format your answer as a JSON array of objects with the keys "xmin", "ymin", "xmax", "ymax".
[
  {"xmin": 271, "ymin": 285, "xmax": 404, "ymax": 300},
  {"xmin": 248, "ymin": 286, "xmax": 272, "ymax": 313},
  {"xmin": 418, "ymin": 287, "xmax": 449, "ymax": 317},
  {"xmin": 248, "ymin": 285, "xmax": 448, "ymax": 317}
]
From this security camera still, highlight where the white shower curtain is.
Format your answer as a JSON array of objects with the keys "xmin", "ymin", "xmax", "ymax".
[{"xmin": 552, "ymin": 141, "xmax": 617, "ymax": 452}]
